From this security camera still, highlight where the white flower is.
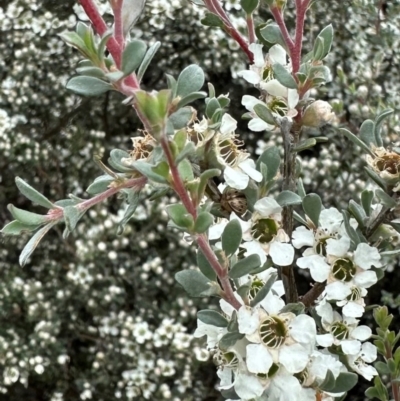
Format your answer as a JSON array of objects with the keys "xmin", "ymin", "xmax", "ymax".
[
  {"xmin": 193, "ymin": 319, "xmax": 226, "ymax": 349},
  {"xmin": 242, "ymin": 95, "xmax": 275, "ymax": 132},
  {"xmin": 238, "ymin": 301, "xmax": 316, "ymax": 374},
  {"xmin": 242, "ymin": 197, "xmax": 294, "ymax": 266},
  {"xmin": 315, "ymin": 301, "xmax": 372, "ymax": 354},
  {"xmin": 215, "ymin": 114, "xmax": 263, "ymax": 189},
  {"xmin": 347, "ymin": 342, "xmax": 378, "ymax": 380}
]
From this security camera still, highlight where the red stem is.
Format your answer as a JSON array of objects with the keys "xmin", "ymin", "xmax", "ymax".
[
  {"xmin": 79, "ymin": 0, "xmax": 140, "ymax": 90},
  {"xmin": 203, "ymin": 0, "xmax": 253, "ymax": 63},
  {"xmin": 270, "ymin": 6, "xmax": 295, "ymax": 52},
  {"xmin": 112, "ymin": 0, "xmax": 125, "ymax": 47},
  {"xmin": 385, "ymin": 341, "xmax": 400, "ymax": 401},
  {"xmin": 160, "ymin": 135, "xmax": 241, "ymax": 310},
  {"xmin": 160, "ymin": 137, "xmax": 197, "ymax": 218},
  {"xmin": 46, "ymin": 177, "xmax": 147, "ymax": 222},
  {"xmin": 292, "ymin": 0, "xmax": 311, "ymax": 74},
  {"xmin": 246, "ymin": 14, "xmax": 256, "ymax": 45},
  {"xmin": 198, "ymin": 235, "xmax": 242, "ymax": 310}
]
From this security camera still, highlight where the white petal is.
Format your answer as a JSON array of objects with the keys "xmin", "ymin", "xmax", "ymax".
[
  {"xmin": 354, "ymin": 243, "xmax": 382, "ymax": 270},
  {"xmin": 325, "ymin": 281, "xmax": 352, "ymax": 301},
  {"xmin": 326, "ymin": 236, "xmax": 350, "ymax": 257},
  {"xmin": 242, "ymin": 241, "xmax": 267, "ymax": 265},
  {"xmin": 352, "ymin": 325, "xmax": 372, "ymax": 341},
  {"xmin": 224, "ymin": 166, "xmax": 249, "ymax": 190},
  {"xmin": 342, "ymin": 301, "xmax": 364, "ymax": 318},
  {"xmin": 237, "ymin": 306, "xmax": 259, "ymax": 335},
  {"xmin": 297, "ymin": 254, "xmax": 330, "ymax": 282},
  {"xmin": 248, "ymin": 117, "xmax": 272, "ymax": 132},
  {"xmin": 262, "ymin": 79, "xmax": 287, "ymax": 98},
  {"xmin": 315, "ymin": 300, "xmax": 334, "ymax": 323},
  {"xmin": 246, "ymin": 343, "xmax": 273, "ymax": 374},
  {"xmin": 341, "ymin": 339, "xmax": 361, "ymax": 355},
  {"xmin": 290, "ymin": 314, "xmax": 316, "ymax": 345},
  {"xmin": 292, "ymin": 226, "xmax": 315, "ymax": 249},
  {"xmin": 249, "ymin": 43, "xmax": 265, "ymax": 68},
  {"xmin": 316, "ymin": 333, "xmax": 334, "ymax": 347},
  {"xmin": 270, "ymin": 241, "xmax": 294, "ymax": 266},
  {"xmin": 254, "ymin": 197, "xmax": 282, "ymax": 216},
  {"xmin": 269, "ymin": 44, "xmax": 287, "ymax": 65},
  {"xmin": 287, "ymin": 89, "xmax": 299, "ymax": 109},
  {"xmin": 237, "ymin": 70, "xmax": 261, "ymax": 85},
  {"xmin": 279, "ymin": 344, "xmax": 309, "ymax": 373},
  {"xmin": 357, "ymin": 364, "xmax": 378, "ymax": 381},
  {"xmin": 354, "ymin": 270, "xmax": 377, "ymax": 288},
  {"xmin": 217, "ymin": 367, "xmax": 234, "ymax": 389},
  {"xmin": 208, "ymin": 220, "xmax": 227, "ymax": 240},
  {"xmin": 319, "ymin": 208, "xmax": 343, "ymax": 232},
  {"xmin": 267, "ymin": 373, "xmax": 301, "ymax": 401},
  {"xmin": 235, "ymin": 372, "xmax": 264, "ymax": 399},
  {"xmin": 260, "ymin": 293, "xmax": 285, "ymax": 315},
  {"xmin": 239, "ymin": 159, "xmax": 263, "ymax": 182},
  {"xmin": 220, "ymin": 113, "xmax": 237, "ymax": 134},
  {"xmin": 241, "ymin": 95, "xmax": 261, "ymax": 112},
  {"xmin": 362, "ymin": 342, "xmax": 378, "ymax": 363}
]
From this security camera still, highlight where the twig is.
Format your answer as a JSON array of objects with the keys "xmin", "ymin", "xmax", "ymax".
[
  {"xmin": 280, "ymin": 117, "xmax": 298, "ymax": 303},
  {"xmin": 160, "ymin": 135, "xmax": 241, "ymax": 310}
]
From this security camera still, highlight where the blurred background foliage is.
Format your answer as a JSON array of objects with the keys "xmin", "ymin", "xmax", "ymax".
[{"xmin": 0, "ymin": 0, "xmax": 399, "ymax": 400}]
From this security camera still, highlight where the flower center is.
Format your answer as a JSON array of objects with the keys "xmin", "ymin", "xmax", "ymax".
[
  {"xmin": 332, "ymin": 258, "xmax": 356, "ymax": 282},
  {"xmin": 347, "ymin": 286, "xmax": 363, "ymax": 301},
  {"xmin": 213, "ymin": 350, "xmax": 239, "ymax": 368},
  {"xmin": 262, "ymin": 66, "xmax": 274, "ymax": 81},
  {"xmin": 251, "ymin": 218, "xmax": 278, "ymax": 243},
  {"xmin": 249, "ymin": 278, "xmax": 264, "ymax": 299},
  {"xmin": 375, "ymin": 154, "xmax": 400, "ymax": 175},
  {"xmin": 331, "ymin": 321, "xmax": 349, "ymax": 341},
  {"xmin": 259, "ymin": 316, "xmax": 287, "ymax": 348},
  {"xmin": 268, "ymin": 98, "xmax": 289, "ymax": 116},
  {"xmin": 218, "ymin": 136, "xmax": 244, "ymax": 167}
]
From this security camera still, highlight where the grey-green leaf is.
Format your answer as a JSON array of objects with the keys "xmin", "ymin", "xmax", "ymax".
[
  {"xmin": 7, "ymin": 205, "xmax": 49, "ymax": 226},
  {"xmin": 221, "ymin": 219, "xmax": 242, "ymax": 256},
  {"xmin": 375, "ymin": 188, "xmax": 397, "ymax": 208},
  {"xmin": 256, "ymin": 146, "xmax": 280, "ymax": 181},
  {"xmin": 117, "ymin": 190, "xmax": 141, "ymax": 235},
  {"xmin": 272, "ymin": 63, "xmax": 297, "ymax": 89},
  {"xmin": 258, "ymin": 23, "xmax": 286, "ymax": 48},
  {"xmin": 66, "ymin": 76, "xmax": 112, "ymax": 96},
  {"xmin": 176, "ymin": 65, "xmax": 205, "ymax": 98},
  {"xmin": 1, "ymin": 220, "xmax": 38, "ymax": 236},
  {"xmin": 19, "ymin": 223, "xmax": 56, "ymax": 266},
  {"xmin": 197, "ymin": 310, "xmax": 228, "ymax": 327},
  {"xmin": 302, "ymin": 193, "xmax": 322, "ymax": 226},
  {"xmin": 86, "ymin": 175, "xmax": 114, "ymax": 195},
  {"xmin": 340, "ymin": 128, "xmax": 374, "ymax": 155},
  {"xmin": 361, "ymin": 189, "xmax": 374, "ymax": 216},
  {"xmin": 359, "ymin": 119, "xmax": 376, "ymax": 148},
  {"xmin": 15, "ymin": 177, "xmax": 56, "ymax": 209},
  {"xmin": 250, "ymin": 272, "xmax": 277, "ymax": 307},
  {"xmin": 253, "ymin": 103, "xmax": 276, "ymax": 125},
  {"xmin": 194, "ymin": 212, "xmax": 214, "ymax": 234},
  {"xmin": 169, "ymin": 107, "xmax": 194, "ymax": 130},
  {"xmin": 197, "ymin": 249, "xmax": 217, "ymax": 281},
  {"xmin": 64, "ymin": 205, "xmax": 84, "ymax": 232},
  {"xmin": 177, "ymin": 91, "xmax": 207, "ymax": 109},
  {"xmin": 276, "ymin": 190, "xmax": 302, "ymax": 207},
  {"xmin": 137, "ymin": 41, "xmax": 161, "ymax": 82},
  {"xmin": 121, "ymin": 39, "xmax": 147, "ymax": 76},
  {"xmin": 175, "ymin": 270, "xmax": 214, "ymax": 297},
  {"xmin": 229, "ymin": 254, "xmax": 261, "ymax": 279},
  {"xmin": 314, "ymin": 24, "xmax": 333, "ymax": 60}
]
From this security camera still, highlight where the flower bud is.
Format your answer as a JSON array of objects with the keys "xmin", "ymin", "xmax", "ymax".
[{"xmin": 301, "ymin": 100, "xmax": 335, "ymax": 128}]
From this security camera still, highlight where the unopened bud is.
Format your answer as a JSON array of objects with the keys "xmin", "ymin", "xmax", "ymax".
[{"xmin": 301, "ymin": 100, "xmax": 335, "ymax": 128}]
